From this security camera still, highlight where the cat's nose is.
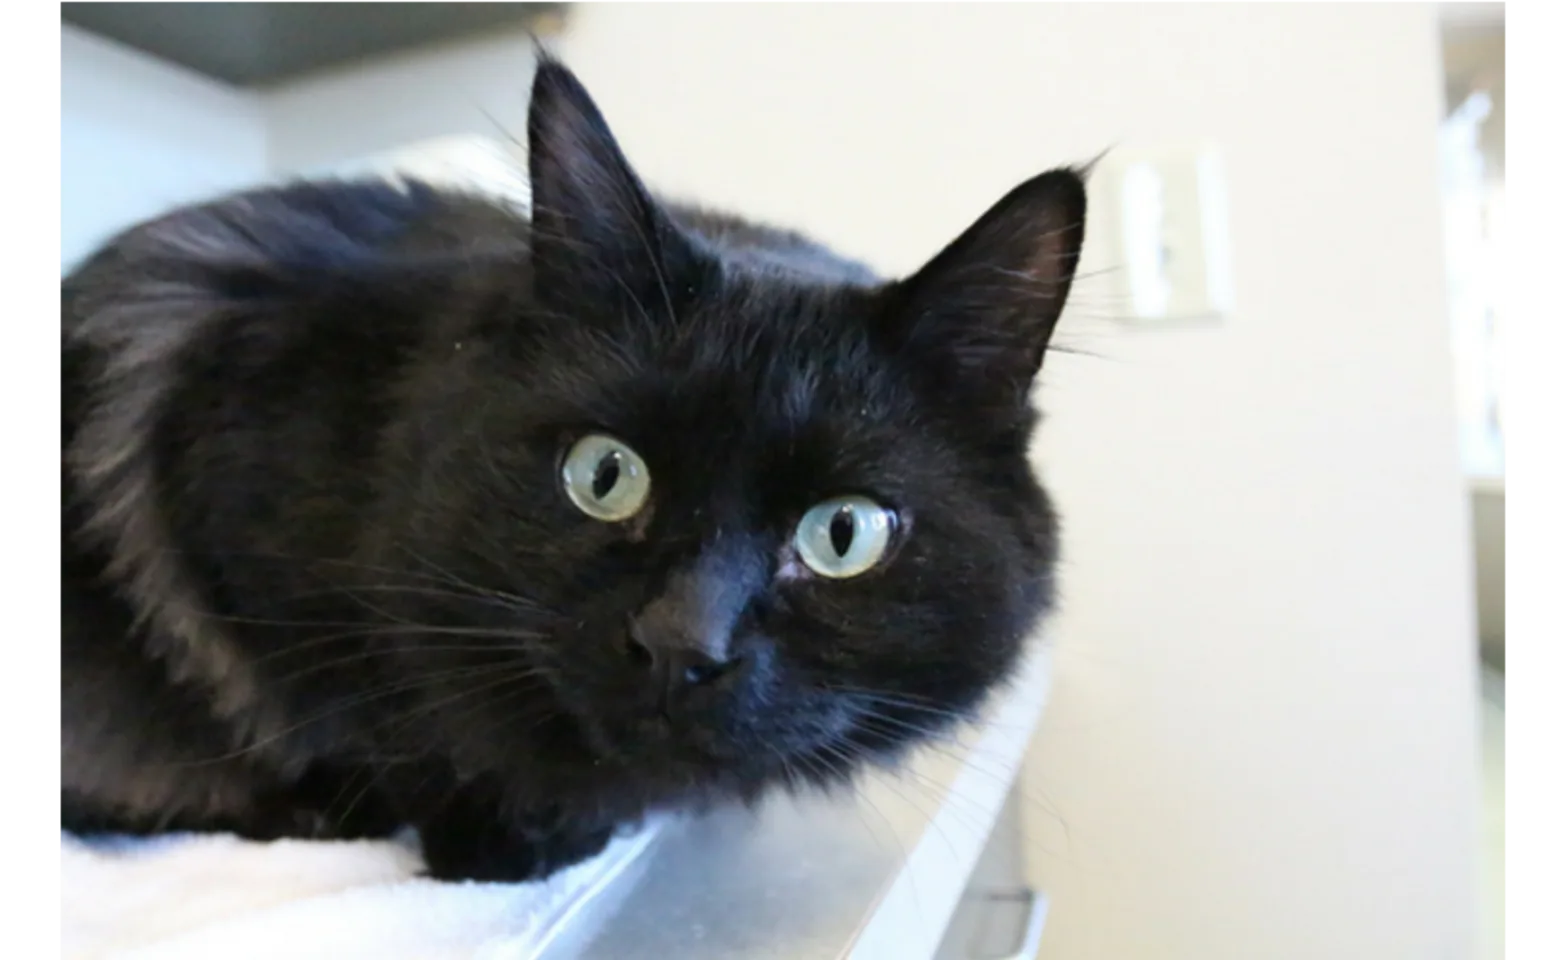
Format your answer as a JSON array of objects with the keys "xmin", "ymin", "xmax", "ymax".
[
  {"xmin": 623, "ymin": 618, "xmax": 737, "ymax": 691},
  {"xmin": 624, "ymin": 544, "xmax": 762, "ymax": 696}
]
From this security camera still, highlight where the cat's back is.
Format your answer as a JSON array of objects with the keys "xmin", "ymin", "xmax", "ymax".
[
  {"xmin": 53, "ymin": 176, "xmax": 531, "ymax": 666},
  {"xmin": 58, "ymin": 177, "xmax": 534, "ymax": 511}
]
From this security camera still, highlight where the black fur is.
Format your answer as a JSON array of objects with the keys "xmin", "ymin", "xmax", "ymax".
[{"xmin": 61, "ymin": 58, "xmax": 1088, "ymax": 882}]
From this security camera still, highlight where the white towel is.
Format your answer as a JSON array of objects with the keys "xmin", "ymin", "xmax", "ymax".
[{"xmin": 62, "ymin": 823, "xmax": 664, "ymax": 960}]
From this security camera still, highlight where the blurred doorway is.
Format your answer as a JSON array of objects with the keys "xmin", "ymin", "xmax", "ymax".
[{"xmin": 1437, "ymin": 7, "xmax": 1503, "ymax": 959}]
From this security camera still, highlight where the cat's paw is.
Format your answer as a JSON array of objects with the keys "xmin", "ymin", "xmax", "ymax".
[{"xmin": 418, "ymin": 812, "xmax": 614, "ymax": 883}]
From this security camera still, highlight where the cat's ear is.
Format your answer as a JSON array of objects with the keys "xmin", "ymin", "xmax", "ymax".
[
  {"xmin": 526, "ymin": 57, "xmax": 695, "ymax": 315},
  {"xmin": 884, "ymin": 168, "xmax": 1087, "ymax": 415}
]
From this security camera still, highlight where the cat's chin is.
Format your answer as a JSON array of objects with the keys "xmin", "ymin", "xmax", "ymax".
[{"xmin": 583, "ymin": 711, "xmax": 750, "ymax": 772}]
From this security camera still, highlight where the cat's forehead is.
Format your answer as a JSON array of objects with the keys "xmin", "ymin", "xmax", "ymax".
[
  {"xmin": 664, "ymin": 297, "xmax": 899, "ymax": 425},
  {"xmin": 517, "ymin": 271, "xmax": 932, "ymax": 488},
  {"xmin": 628, "ymin": 344, "xmax": 894, "ymax": 443},
  {"xmin": 611, "ymin": 331, "xmax": 934, "ymax": 501}
]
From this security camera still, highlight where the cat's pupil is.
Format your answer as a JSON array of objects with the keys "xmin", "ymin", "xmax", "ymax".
[
  {"xmin": 829, "ymin": 507, "xmax": 855, "ymax": 557},
  {"xmin": 592, "ymin": 452, "xmax": 622, "ymax": 499}
]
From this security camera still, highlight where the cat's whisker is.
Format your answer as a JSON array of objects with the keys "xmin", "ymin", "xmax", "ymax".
[
  {"xmin": 155, "ymin": 547, "xmax": 484, "ymax": 589},
  {"xmin": 448, "ymin": 697, "xmax": 565, "ymax": 774},
  {"xmin": 787, "ymin": 747, "xmax": 921, "ymax": 895},
  {"xmin": 182, "ymin": 621, "xmax": 552, "ymax": 667},
  {"xmin": 824, "ymin": 686, "xmax": 979, "ymax": 722},
  {"xmin": 364, "ymin": 666, "xmax": 553, "ymax": 743},
  {"xmin": 157, "ymin": 547, "xmax": 557, "ymax": 618},
  {"xmin": 851, "ymin": 709, "xmax": 942, "ymax": 741},
  {"xmin": 814, "ymin": 739, "xmax": 975, "ymax": 867},
  {"xmin": 319, "ymin": 672, "xmax": 559, "ymax": 830},
  {"xmin": 267, "ymin": 643, "xmax": 550, "ymax": 686},
  {"xmin": 847, "ymin": 714, "xmax": 1081, "ymax": 859},
  {"xmin": 832, "ymin": 686, "xmax": 1043, "ymax": 739},
  {"xmin": 261, "ymin": 582, "xmax": 547, "ymax": 614},
  {"xmin": 165, "ymin": 664, "xmax": 544, "ymax": 769},
  {"xmin": 395, "ymin": 543, "xmax": 545, "ymax": 614},
  {"xmin": 820, "ymin": 683, "xmax": 961, "ymax": 707}
]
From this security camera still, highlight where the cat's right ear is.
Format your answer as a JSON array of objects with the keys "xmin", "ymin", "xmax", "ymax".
[{"xmin": 526, "ymin": 57, "xmax": 696, "ymax": 317}]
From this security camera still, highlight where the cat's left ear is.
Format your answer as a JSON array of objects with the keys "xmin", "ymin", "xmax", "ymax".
[
  {"xmin": 883, "ymin": 167, "xmax": 1088, "ymax": 414},
  {"xmin": 526, "ymin": 57, "xmax": 697, "ymax": 315}
]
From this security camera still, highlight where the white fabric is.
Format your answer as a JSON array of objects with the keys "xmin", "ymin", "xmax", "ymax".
[{"xmin": 62, "ymin": 825, "xmax": 662, "ymax": 960}]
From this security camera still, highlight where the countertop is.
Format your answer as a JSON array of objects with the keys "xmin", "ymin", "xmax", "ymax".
[{"xmin": 536, "ymin": 646, "xmax": 1054, "ymax": 960}]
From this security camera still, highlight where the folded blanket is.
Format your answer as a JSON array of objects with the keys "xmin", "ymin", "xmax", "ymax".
[{"xmin": 62, "ymin": 823, "xmax": 665, "ymax": 960}]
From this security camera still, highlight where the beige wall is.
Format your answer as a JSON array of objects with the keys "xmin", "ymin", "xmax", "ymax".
[{"xmin": 556, "ymin": 5, "xmax": 1479, "ymax": 959}]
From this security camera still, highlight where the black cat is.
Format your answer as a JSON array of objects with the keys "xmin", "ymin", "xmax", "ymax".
[{"xmin": 61, "ymin": 57, "xmax": 1088, "ymax": 882}]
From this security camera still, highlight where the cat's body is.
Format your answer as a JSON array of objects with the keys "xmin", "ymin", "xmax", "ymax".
[{"xmin": 62, "ymin": 59, "xmax": 1087, "ymax": 882}]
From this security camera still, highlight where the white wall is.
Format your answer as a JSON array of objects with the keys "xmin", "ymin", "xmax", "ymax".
[
  {"xmin": 555, "ymin": 5, "xmax": 1478, "ymax": 960},
  {"xmin": 60, "ymin": 25, "xmax": 267, "ymax": 271},
  {"xmin": 261, "ymin": 30, "xmax": 538, "ymax": 177},
  {"xmin": 61, "ymin": 24, "xmax": 540, "ymax": 269}
]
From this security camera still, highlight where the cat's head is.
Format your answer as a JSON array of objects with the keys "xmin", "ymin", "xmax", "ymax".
[{"xmin": 374, "ymin": 59, "xmax": 1087, "ymax": 802}]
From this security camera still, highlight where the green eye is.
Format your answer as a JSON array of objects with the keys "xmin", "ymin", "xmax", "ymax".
[
  {"xmin": 794, "ymin": 495, "xmax": 896, "ymax": 579},
  {"xmin": 561, "ymin": 434, "xmax": 651, "ymax": 522}
]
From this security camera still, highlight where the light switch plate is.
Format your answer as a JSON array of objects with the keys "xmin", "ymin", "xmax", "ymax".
[{"xmin": 1100, "ymin": 144, "xmax": 1235, "ymax": 323}]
